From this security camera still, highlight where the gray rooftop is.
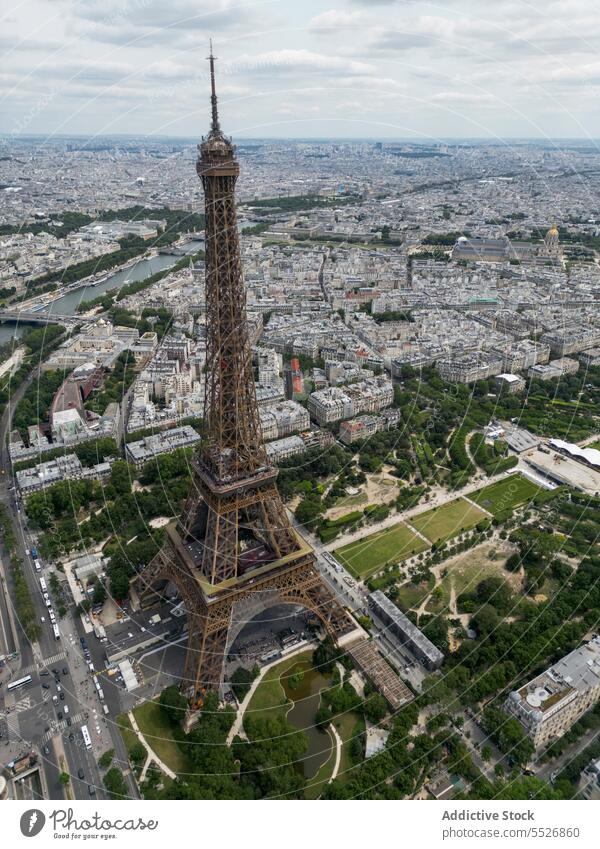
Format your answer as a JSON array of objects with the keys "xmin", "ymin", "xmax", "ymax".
[{"xmin": 370, "ymin": 589, "xmax": 444, "ymax": 666}]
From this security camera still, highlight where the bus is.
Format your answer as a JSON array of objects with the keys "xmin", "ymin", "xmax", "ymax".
[
  {"xmin": 80, "ymin": 725, "xmax": 92, "ymax": 750},
  {"xmin": 52, "ymin": 623, "xmax": 60, "ymax": 640},
  {"xmin": 7, "ymin": 675, "xmax": 32, "ymax": 693},
  {"xmin": 39, "ymin": 577, "xmax": 47, "ymax": 592}
]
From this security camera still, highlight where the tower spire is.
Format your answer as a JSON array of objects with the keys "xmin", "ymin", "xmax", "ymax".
[{"xmin": 208, "ymin": 39, "xmax": 220, "ymax": 134}]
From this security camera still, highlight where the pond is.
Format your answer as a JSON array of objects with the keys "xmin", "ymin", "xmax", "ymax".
[{"xmin": 281, "ymin": 661, "xmax": 333, "ymax": 780}]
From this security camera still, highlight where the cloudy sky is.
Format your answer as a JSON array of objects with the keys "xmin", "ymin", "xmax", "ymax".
[{"xmin": 1, "ymin": 0, "xmax": 599, "ymax": 140}]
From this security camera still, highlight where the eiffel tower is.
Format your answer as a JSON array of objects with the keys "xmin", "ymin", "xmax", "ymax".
[{"xmin": 131, "ymin": 48, "xmax": 353, "ymax": 707}]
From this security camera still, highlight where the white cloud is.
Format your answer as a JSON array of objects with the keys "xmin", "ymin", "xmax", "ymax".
[{"xmin": 2, "ymin": 0, "xmax": 600, "ymax": 137}]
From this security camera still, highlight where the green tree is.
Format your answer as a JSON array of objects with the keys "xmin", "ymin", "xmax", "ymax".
[
  {"xmin": 129, "ymin": 741, "xmax": 147, "ymax": 765},
  {"xmin": 103, "ymin": 767, "xmax": 128, "ymax": 799},
  {"xmin": 315, "ymin": 705, "xmax": 332, "ymax": 731},
  {"xmin": 363, "ymin": 693, "xmax": 388, "ymax": 724},
  {"xmin": 159, "ymin": 685, "xmax": 188, "ymax": 724},
  {"xmin": 98, "ymin": 749, "xmax": 114, "ymax": 769}
]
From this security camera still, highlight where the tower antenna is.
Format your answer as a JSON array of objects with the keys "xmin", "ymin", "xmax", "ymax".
[{"xmin": 208, "ymin": 39, "xmax": 220, "ymax": 133}]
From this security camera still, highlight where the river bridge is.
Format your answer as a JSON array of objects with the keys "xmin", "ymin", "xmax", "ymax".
[{"xmin": 0, "ymin": 310, "xmax": 93, "ymax": 326}]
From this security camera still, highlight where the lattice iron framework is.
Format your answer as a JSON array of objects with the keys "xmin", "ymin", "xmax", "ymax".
[{"xmin": 131, "ymin": 48, "xmax": 352, "ymax": 703}]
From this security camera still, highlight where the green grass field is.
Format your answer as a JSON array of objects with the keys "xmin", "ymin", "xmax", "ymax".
[
  {"xmin": 470, "ymin": 474, "xmax": 541, "ymax": 516},
  {"xmin": 116, "ymin": 713, "xmax": 139, "ymax": 755},
  {"xmin": 133, "ymin": 701, "xmax": 194, "ymax": 776},
  {"xmin": 334, "ymin": 521, "xmax": 429, "ymax": 578},
  {"xmin": 244, "ymin": 651, "xmax": 312, "ymax": 727},
  {"xmin": 408, "ymin": 497, "xmax": 488, "ymax": 544}
]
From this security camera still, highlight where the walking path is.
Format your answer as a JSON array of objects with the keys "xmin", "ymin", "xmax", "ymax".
[
  {"xmin": 329, "ymin": 725, "xmax": 342, "ymax": 782},
  {"xmin": 323, "ymin": 467, "xmax": 515, "ymax": 552},
  {"xmin": 226, "ymin": 641, "xmax": 317, "ymax": 746},
  {"xmin": 128, "ymin": 710, "xmax": 176, "ymax": 780}
]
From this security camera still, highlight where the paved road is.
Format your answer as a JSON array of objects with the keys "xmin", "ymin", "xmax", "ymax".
[{"xmin": 0, "ymin": 363, "xmax": 138, "ymax": 799}]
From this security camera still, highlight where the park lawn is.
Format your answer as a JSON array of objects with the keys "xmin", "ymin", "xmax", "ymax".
[
  {"xmin": 334, "ymin": 522, "xmax": 429, "ymax": 579},
  {"xmin": 396, "ymin": 575, "xmax": 436, "ymax": 611},
  {"xmin": 470, "ymin": 474, "xmax": 541, "ymax": 516},
  {"xmin": 436, "ymin": 543, "xmax": 520, "ymax": 603},
  {"xmin": 328, "ymin": 492, "xmax": 369, "ymax": 512},
  {"xmin": 133, "ymin": 700, "xmax": 194, "ymax": 777},
  {"xmin": 244, "ymin": 651, "xmax": 312, "ymax": 728},
  {"xmin": 424, "ymin": 583, "xmax": 452, "ymax": 615},
  {"xmin": 115, "ymin": 713, "xmax": 138, "ymax": 755},
  {"xmin": 408, "ymin": 497, "xmax": 488, "ymax": 544}
]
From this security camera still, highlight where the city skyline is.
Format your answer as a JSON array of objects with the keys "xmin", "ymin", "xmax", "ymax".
[
  {"xmin": 3, "ymin": 0, "xmax": 600, "ymax": 822},
  {"xmin": 3, "ymin": 0, "xmax": 600, "ymax": 140}
]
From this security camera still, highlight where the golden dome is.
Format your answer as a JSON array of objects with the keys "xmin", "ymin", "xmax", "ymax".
[{"xmin": 546, "ymin": 224, "xmax": 559, "ymax": 238}]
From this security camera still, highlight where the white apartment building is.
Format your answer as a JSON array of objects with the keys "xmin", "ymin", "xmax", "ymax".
[
  {"xmin": 505, "ymin": 637, "xmax": 600, "ymax": 749},
  {"xmin": 259, "ymin": 400, "xmax": 310, "ymax": 441},
  {"xmin": 308, "ymin": 376, "xmax": 393, "ymax": 425}
]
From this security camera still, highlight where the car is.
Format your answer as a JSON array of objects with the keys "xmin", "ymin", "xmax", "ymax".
[
  {"xmin": 56, "ymin": 684, "xmax": 61, "ymax": 693},
  {"xmin": 40, "ymin": 671, "xmax": 49, "ymax": 677},
  {"xmin": 88, "ymin": 785, "xmax": 96, "ymax": 796},
  {"xmin": 78, "ymin": 768, "xmax": 84, "ymax": 780},
  {"xmin": 62, "ymin": 668, "xmax": 68, "ymax": 676},
  {"xmin": 42, "ymin": 683, "xmax": 50, "ymax": 690},
  {"xmin": 79, "ymin": 637, "xmax": 85, "ymax": 645},
  {"xmin": 64, "ymin": 705, "xmax": 69, "ymax": 714},
  {"xmin": 57, "ymin": 711, "xmax": 63, "ymax": 720},
  {"xmin": 43, "ymin": 745, "xmax": 50, "ymax": 756},
  {"xmin": 66, "ymin": 717, "xmax": 72, "ymax": 727},
  {"xmin": 52, "ymin": 669, "xmax": 59, "ymax": 675},
  {"xmin": 40, "ymin": 616, "xmax": 45, "ymax": 623},
  {"xmin": 68, "ymin": 733, "xmax": 74, "ymax": 743},
  {"xmin": 52, "ymin": 695, "xmax": 58, "ymax": 705},
  {"xmin": 59, "ymin": 692, "xmax": 65, "ymax": 701}
]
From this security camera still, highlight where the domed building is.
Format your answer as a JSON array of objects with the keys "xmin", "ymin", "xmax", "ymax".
[{"xmin": 544, "ymin": 223, "xmax": 560, "ymax": 258}]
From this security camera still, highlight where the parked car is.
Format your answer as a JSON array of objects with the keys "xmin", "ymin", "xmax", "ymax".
[{"xmin": 78, "ymin": 769, "xmax": 84, "ymax": 780}]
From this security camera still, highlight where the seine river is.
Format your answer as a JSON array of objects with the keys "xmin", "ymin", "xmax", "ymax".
[{"xmin": 0, "ymin": 239, "xmax": 204, "ymax": 347}]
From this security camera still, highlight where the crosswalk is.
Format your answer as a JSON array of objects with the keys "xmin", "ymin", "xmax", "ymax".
[
  {"xmin": 5, "ymin": 651, "xmax": 68, "ymax": 683},
  {"xmin": 15, "ymin": 661, "xmax": 39, "ymax": 678},
  {"xmin": 41, "ymin": 711, "xmax": 85, "ymax": 744},
  {"xmin": 39, "ymin": 651, "xmax": 67, "ymax": 668},
  {"xmin": 13, "ymin": 695, "xmax": 32, "ymax": 713}
]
